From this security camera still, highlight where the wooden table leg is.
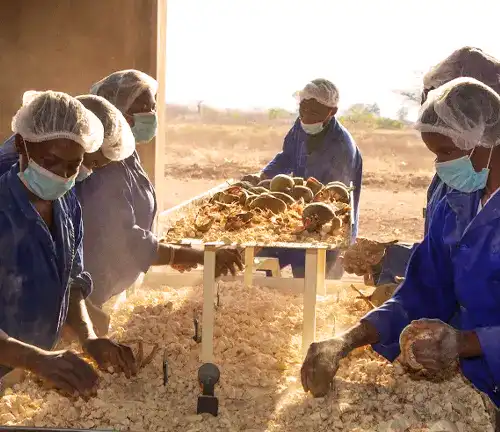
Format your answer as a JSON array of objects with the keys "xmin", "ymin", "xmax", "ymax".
[{"xmin": 201, "ymin": 244, "xmax": 217, "ymax": 363}]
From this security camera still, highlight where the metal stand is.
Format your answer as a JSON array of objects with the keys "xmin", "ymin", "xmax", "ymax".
[{"xmin": 302, "ymin": 247, "xmax": 327, "ymax": 358}]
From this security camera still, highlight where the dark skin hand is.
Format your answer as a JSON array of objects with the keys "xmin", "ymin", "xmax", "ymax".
[
  {"xmin": 301, "ymin": 321, "xmax": 379, "ymax": 397},
  {"xmin": 0, "ymin": 334, "xmax": 98, "ymax": 398},
  {"xmin": 66, "ymin": 288, "xmax": 137, "ymax": 378},
  {"xmin": 154, "ymin": 244, "xmax": 244, "ymax": 277},
  {"xmin": 25, "ymin": 349, "xmax": 99, "ymax": 397}
]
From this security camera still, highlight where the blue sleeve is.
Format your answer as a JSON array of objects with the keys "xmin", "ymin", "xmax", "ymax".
[
  {"xmin": 475, "ymin": 327, "xmax": 500, "ymax": 384},
  {"xmin": 262, "ymin": 122, "xmax": 296, "ymax": 177},
  {"xmin": 362, "ymin": 200, "xmax": 457, "ymax": 360},
  {"xmin": 79, "ymin": 164, "xmax": 159, "ymax": 274},
  {"xmin": 69, "ymin": 196, "xmax": 93, "ymax": 298}
]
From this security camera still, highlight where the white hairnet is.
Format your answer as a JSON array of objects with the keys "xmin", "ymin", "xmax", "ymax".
[
  {"xmin": 423, "ymin": 47, "xmax": 500, "ymax": 94},
  {"xmin": 415, "ymin": 77, "xmax": 500, "ymax": 150},
  {"xmin": 297, "ymin": 78, "xmax": 339, "ymax": 108},
  {"xmin": 11, "ymin": 90, "xmax": 104, "ymax": 153},
  {"xmin": 90, "ymin": 69, "xmax": 158, "ymax": 114},
  {"xmin": 76, "ymin": 94, "xmax": 135, "ymax": 161}
]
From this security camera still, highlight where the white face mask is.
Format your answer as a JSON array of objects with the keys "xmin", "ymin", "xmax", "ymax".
[{"xmin": 300, "ymin": 121, "xmax": 324, "ymax": 135}]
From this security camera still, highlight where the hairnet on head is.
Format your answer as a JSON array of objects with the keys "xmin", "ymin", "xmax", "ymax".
[
  {"xmin": 423, "ymin": 47, "xmax": 500, "ymax": 94},
  {"xmin": 90, "ymin": 69, "xmax": 158, "ymax": 114},
  {"xmin": 297, "ymin": 78, "xmax": 339, "ymax": 108},
  {"xmin": 415, "ymin": 77, "xmax": 500, "ymax": 150},
  {"xmin": 76, "ymin": 94, "xmax": 135, "ymax": 161},
  {"xmin": 11, "ymin": 90, "xmax": 104, "ymax": 153}
]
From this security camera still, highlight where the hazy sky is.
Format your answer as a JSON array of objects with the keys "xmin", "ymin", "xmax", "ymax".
[{"xmin": 166, "ymin": 1, "xmax": 500, "ymax": 117}]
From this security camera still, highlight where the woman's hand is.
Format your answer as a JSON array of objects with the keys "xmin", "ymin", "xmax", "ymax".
[
  {"xmin": 400, "ymin": 319, "xmax": 459, "ymax": 372},
  {"xmin": 26, "ymin": 349, "xmax": 99, "ymax": 397},
  {"xmin": 214, "ymin": 246, "xmax": 243, "ymax": 277},
  {"xmin": 83, "ymin": 338, "xmax": 137, "ymax": 378},
  {"xmin": 301, "ymin": 338, "xmax": 349, "ymax": 397}
]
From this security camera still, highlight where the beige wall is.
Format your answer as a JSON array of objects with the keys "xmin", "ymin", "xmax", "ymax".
[{"xmin": 0, "ymin": 0, "xmax": 158, "ymax": 182}]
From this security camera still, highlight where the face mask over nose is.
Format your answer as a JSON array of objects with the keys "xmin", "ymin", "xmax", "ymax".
[
  {"xmin": 131, "ymin": 112, "xmax": 158, "ymax": 143},
  {"xmin": 435, "ymin": 147, "xmax": 493, "ymax": 193},
  {"xmin": 76, "ymin": 165, "xmax": 93, "ymax": 183},
  {"xmin": 18, "ymin": 139, "xmax": 77, "ymax": 200}
]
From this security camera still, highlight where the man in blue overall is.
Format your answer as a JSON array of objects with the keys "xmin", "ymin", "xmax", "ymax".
[
  {"xmin": 0, "ymin": 90, "xmax": 136, "ymax": 396},
  {"xmin": 344, "ymin": 46, "xmax": 500, "ymax": 287},
  {"xmin": 302, "ymin": 77, "xmax": 500, "ymax": 430},
  {"xmin": 257, "ymin": 78, "xmax": 363, "ymax": 278}
]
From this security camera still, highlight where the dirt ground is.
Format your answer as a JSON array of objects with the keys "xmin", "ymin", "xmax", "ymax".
[{"xmin": 162, "ymin": 120, "xmax": 433, "ymax": 243}]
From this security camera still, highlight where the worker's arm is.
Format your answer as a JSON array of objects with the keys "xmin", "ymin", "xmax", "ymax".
[
  {"xmin": 65, "ymin": 199, "xmax": 97, "ymax": 343},
  {"xmin": 154, "ymin": 243, "xmax": 243, "ymax": 277},
  {"xmin": 462, "ymin": 326, "xmax": 500, "ymax": 385},
  {"xmin": 261, "ymin": 120, "xmax": 298, "ymax": 179},
  {"xmin": 0, "ymin": 330, "xmax": 47, "ymax": 370},
  {"xmin": 66, "ymin": 286, "xmax": 97, "ymax": 344},
  {"xmin": 0, "ymin": 326, "xmax": 100, "ymax": 395}
]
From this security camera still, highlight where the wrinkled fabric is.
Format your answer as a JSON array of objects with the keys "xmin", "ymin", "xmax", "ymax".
[
  {"xmin": 74, "ymin": 151, "xmax": 158, "ymax": 307},
  {"xmin": 374, "ymin": 174, "xmax": 450, "ymax": 285},
  {"xmin": 363, "ymin": 189, "xmax": 500, "ymax": 407},
  {"xmin": 259, "ymin": 117, "xmax": 362, "ymax": 276},
  {"xmin": 0, "ymin": 164, "xmax": 91, "ymax": 378}
]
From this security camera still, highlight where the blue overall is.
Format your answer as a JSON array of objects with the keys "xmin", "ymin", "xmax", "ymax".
[
  {"xmin": 258, "ymin": 117, "xmax": 362, "ymax": 278},
  {"xmin": 0, "ymin": 164, "xmax": 92, "ymax": 378},
  {"xmin": 363, "ymin": 189, "xmax": 500, "ymax": 407}
]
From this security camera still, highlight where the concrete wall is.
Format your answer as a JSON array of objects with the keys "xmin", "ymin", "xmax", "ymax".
[{"xmin": 0, "ymin": 0, "xmax": 158, "ymax": 181}]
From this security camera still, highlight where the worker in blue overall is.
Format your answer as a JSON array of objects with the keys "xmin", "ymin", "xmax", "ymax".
[
  {"xmin": 302, "ymin": 78, "xmax": 500, "ymax": 429},
  {"xmin": 257, "ymin": 78, "xmax": 363, "ymax": 278},
  {"xmin": 0, "ymin": 91, "xmax": 136, "ymax": 396},
  {"xmin": 344, "ymin": 47, "xmax": 500, "ymax": 287}
]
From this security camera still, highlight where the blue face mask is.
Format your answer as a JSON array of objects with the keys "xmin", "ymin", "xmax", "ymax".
[
  {"xmin": 76, "ymin": 165, "xmax": 93, "ymax": 183},
  {"xmin": 19, "ymin": 159, "xmax": 76, "ymax": 200},
  {"xmin": 301, "ymin": 121, "xmax": 324, "ymax": 135},
  {"xmin": 435, "ymin": 152, "xmax": 491, "ymax": 193},
  {"xmin": 131, "ymin": 112, "xmax": 158, "ymax": 143}
]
